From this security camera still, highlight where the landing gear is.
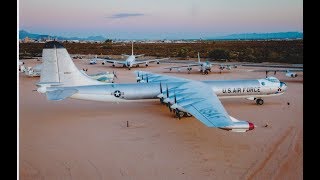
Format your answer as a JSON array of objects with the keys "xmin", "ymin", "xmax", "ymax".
[
  {"xmin": 187, "ymin": 67, "xmax": 192, "ymax": 74},
  {"xmin": 157, "ymin": 61, "xmax": 160, "ymax": 64},
  {"xmin": 202, "ymin": 70, "xmax": 209, "ymax": 75},
  {"xmin": 136, "ymin": 64, "xmax": 139, "ymax": 67},
  {"xmin": 112, "ymin": 64, "xmax": 115, "ymax": 67},
  {"xmin": 145, "ymin": 64, "xmax": 149, "ymax": 67},
  {"xmin": 102, "ymin": 62, "xmax": 105, "ymax": 65},
  {"xmin": 128, "ymin": 67, "xmax": 131, "ymax": 70},
  {"xmin": 256, "ymin": 98, "xmax": 264, "ymax": 105},
  {"xmin": 175, "ymin": 110, "xmax": 185, "ymax": 119},
  {"xmin": 123, "ymin": 64, "xmax": 126, "ymax": 67}
]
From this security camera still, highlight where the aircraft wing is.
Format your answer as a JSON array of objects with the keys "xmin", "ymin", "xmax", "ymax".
[
  {"xmin": 46, "ymin": 89, "xmax": 78, "ymax": 101},
  {"xmin": 173, "ymin": 81, "xmax": 234, "ymax": 127},
  {"xmin": 104, "ymin": 59, "xmax": 127, "ymax": 65},
  {"xmin": 135, "ymin": 70, "xmax": 190, "ymax": 83},
  {"xmin": 134, "ymin": 58, "xmax": 170, "ymax": 65},
  {"xmin": 163, "ymin": 64, "xmax": 200, "ymax": 69},
  {"xmin": 250, "ymin": 69, "xmax": 303, "ymax": 72},
  {"xmin": 135, "ymin": 71, "xmax": 253, "ymax": 131}
]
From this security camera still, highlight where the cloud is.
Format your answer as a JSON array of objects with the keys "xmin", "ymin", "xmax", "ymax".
[{"xmin": 109, "ymin": 13, "xmax": 145, "ymax": 19}]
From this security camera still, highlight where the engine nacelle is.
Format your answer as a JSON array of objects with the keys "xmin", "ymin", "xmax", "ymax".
[{"xmin": 285, "ymin": 72, "xmax": 297, "ymax": 78}]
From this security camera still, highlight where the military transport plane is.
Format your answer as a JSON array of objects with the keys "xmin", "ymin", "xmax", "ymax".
[
  {"xmin": 164, "ymin": 52, "xmax": 238, "ymax": 75},
  {"xmin": 243, "ymin": 64, "xmax": 303, "ymax": 78},
  {"xmin": 36, "ymin": 41, "xmax": 288, "ymax": 132},
  {"xmin": 89, "ymin": 42, "xmax": 169, "ymax": 70},
  {"xmin": 256, "ymin": 69, "xmax": 303, "ymax": 78}
]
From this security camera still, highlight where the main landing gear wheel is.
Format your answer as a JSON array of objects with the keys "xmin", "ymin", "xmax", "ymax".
[
  {"xmin": 175, "ymin": 110, "xmax": 184, "ymax": 119},
  {"xmin": 136, "ymin": 64, "xmax": 139, "ymax": 67},
  {"xmin": 256, "ymin": 98, "xmax": 264, "ymax": 105}
]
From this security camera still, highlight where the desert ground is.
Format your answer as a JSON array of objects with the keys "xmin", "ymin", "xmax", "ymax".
[{"xmin": 19, "ymin": 58, "xmax": 303, "ymax": 180}]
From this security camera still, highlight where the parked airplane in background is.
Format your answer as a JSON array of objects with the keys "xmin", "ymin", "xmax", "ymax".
[
  {"xmin": 243, "ymin": 64, "xmax": 303, "ymax": 78},
  {"xmin": 89, "ymin": 55, "xmax": 111, "ymax": 65},
  {"xmin": 164, "ymin": 52, "xmax": 238, "ymax": 75},
  {"xmin": 89, "ymin": 42, "xmax": 169, "ymax": 70},
  {"xmin": 263, "ymin": 69, "xmax": 303, "ymax": 78},
  {"xmin": 20, "ymin": 62, "xmax": 116, "ymax": 83},
  {"xmin": 20, "ymin": 64, "xmax": 42, "ymax": 77},
  {"xmin": 36, "ymin": 41, "xmax": 288, "ymax": 132}
]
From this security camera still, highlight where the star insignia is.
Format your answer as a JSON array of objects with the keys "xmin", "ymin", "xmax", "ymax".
[{"xmin": 114, "ymin": 90, "xmax": 121, "ymax": 97}]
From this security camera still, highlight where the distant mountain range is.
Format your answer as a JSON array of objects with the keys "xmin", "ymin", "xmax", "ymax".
[
  {"xmin": 19, "ymin": 30, "xmax": 303, "ymax": 41},
  {"xmin": 19, "ymin": 30, "xmax": 107, "ymax": 41},
  {"xmin": 209, "ymin": 32, "xmax": 303, "ymax": 40}
]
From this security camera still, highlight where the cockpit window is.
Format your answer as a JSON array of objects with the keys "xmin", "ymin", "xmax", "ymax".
[{"xmin": 266, "ymin": 77, "xmax": 280, "ymax": 83}]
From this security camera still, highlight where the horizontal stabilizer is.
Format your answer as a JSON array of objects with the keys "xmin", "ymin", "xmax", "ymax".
[{"xmin": 46, "ymin": 89, "xmax": 78, "ymax": 101}]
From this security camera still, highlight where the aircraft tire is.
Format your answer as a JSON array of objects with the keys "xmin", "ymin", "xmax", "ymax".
[{"xmin": 256, "ymin": 99, "xmax": 264, "ymax": 105}]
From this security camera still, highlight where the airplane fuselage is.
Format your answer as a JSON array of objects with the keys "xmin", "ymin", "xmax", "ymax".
[
  {"xmin": 48, "ymin": 77, "xmax": 287, "ymax": 102},
  {"xmin": 125, "ymin": 56, "xmax": 136, "ymax": 67}
]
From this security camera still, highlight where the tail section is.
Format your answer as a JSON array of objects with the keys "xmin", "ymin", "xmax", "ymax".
[{"xmin": 39, "ymin": 41, "xmax": 103, "ymax": 86}]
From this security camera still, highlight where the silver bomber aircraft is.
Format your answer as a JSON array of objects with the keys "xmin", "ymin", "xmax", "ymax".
[
  {"xmin": 36, "ymin": 41, "xmax": 288, "ymax": 132},
  {"xmin": 164, "ymin": 52, "xmax": 239, "ymax": 75},
  {"xmin": 90, "ymin": 42, "xmax": 169, "ymax": 70}
]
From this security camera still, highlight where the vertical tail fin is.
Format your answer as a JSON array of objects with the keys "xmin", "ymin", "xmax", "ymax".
[{"xmin": 39, "ymin": 41, "xmax": 103, "ymax": 86}]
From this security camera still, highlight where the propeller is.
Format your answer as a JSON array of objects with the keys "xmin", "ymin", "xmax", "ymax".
[
  {"xmin": 166, "ymin": 84, "xmax": 172, "ymax": 112},
  {"xmin": 113, "ymin": 70, "xmax": 118, "ymax": 79},
  {"xmin": 146, "ymin": 74, "xmax": 149, "ymax": 83},
  {"xmin": 174, "ymin": 93, "xmax": 181, "ymax": 119},
  {"xmin": 265, "ymin": 71, "xmax": 268, "ymax": 78},
  {"xmin": 159, "ymin": 82, "xmax": 164, "ymax": 103}
]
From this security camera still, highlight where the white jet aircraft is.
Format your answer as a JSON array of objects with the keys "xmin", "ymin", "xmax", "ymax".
[
  {"xmin": 164, "ymin": 52, "xmax": 239, "ymax": 75},
  {"xmin": 36, "ymin": 41, "xmax": 288, "ymax": 132},
  {"xmin": 90, "ymin": 42, "xmax": 169, "ymax": 70}
]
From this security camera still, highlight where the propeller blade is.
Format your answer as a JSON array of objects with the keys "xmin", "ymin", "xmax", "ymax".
[
  {"xmin": 137, "ymin": 71, "xmax": 140, "ymax": 77},
  {"xmin": 146, "ymin": 75, "xmax": 149, "ymax": 83},
  {"xmin": 166, "ymin": 84, "xmax": 169, "ymax": 98},
  {"xmin": 160, "ymin": 82, "xmax": 162, "ymax": 93}
]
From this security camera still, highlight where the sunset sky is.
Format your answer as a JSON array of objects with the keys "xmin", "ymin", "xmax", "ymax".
[{"xmin": 19, "ymin": 0, "xmax": 303, "ymax": 39}]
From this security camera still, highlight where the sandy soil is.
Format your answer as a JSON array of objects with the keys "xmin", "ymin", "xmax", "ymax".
[{"xmin": 19, "ymin": 59, "xmax": 303, "ymax": 180}]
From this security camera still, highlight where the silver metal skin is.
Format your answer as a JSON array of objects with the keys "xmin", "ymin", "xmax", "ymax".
[{"xmin": 45, "ymin": 77, "xmax": 287, "ymax": 102}]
